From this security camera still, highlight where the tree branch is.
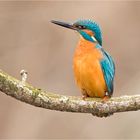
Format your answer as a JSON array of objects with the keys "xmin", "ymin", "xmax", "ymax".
[{"xmin": 0, "ymin": 69, "xmax": 140, "ymax": 117}]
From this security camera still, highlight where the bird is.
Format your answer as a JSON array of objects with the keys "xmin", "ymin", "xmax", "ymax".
[{"xmin": 51, "ymin": 19, "xmax": 115, "ymax": 100}]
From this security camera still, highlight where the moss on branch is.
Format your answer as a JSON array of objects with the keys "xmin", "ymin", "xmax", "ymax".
[{"xmin": 0, "ymin": 69, "xmax": 140, "ymax": 117}]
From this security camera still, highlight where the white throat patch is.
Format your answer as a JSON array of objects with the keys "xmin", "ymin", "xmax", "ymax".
[{"xmin": 91, "ymin": 36, "xmax": 97, "ymax": 42}]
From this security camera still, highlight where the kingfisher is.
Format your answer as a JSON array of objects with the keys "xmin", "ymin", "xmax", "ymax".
[{"xmin": 51, "ymin": 19, "xmax": 115, "ymax": 99}]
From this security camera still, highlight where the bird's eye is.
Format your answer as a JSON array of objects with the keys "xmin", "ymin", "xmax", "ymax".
[
  {"xmin": 75, "ymin": 25, "xmax": 86, "ymax": 29},
  {"xmin": 79, "ymin": 25, "xmax": 86, "ymax": 29}
]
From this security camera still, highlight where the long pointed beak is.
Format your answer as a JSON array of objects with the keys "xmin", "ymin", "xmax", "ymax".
[{"xmin": 51, "ymin": 20, "xmax": 76, "ymax": 30}]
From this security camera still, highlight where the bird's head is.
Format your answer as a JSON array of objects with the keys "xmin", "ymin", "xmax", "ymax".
[{"xmin": 51, "ymin": 19, "xmax": 102, "ymax": 46}]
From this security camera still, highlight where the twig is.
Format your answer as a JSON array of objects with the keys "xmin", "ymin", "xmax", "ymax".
[
  {"xmin": 0, "ymin": 69, "xmax": 140, "ymax": 117},
  {"xmin": 20, "ymin": 69, "xmax": 28, "ymax": 84}
]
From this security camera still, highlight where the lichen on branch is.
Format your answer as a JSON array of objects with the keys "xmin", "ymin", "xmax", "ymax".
[{"xmin": 0, "ymin": 69, "xmax": 140, "ymax": 117}]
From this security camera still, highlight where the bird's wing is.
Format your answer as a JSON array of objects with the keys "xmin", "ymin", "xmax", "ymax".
[{"xmin": 100, "ymin": 48, "xmax": 115, "ymax": 96}]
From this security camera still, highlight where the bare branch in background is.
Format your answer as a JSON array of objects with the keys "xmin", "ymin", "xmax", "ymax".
[{"xmin": 0, "ymin": 69, "xmax": 140, "ymax": 117}]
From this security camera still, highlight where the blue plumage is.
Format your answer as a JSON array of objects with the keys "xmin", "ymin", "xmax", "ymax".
[
  {"xmin": 100, "ymin": 49, "xmax": 115, "ymax": 95},
  {"xmin": 78, "ymin": 30, "xmax": 95, "ymax": 43},
  {"xmin": 74, "ymin": 19, "xmax": 102, "ymax": 45}
]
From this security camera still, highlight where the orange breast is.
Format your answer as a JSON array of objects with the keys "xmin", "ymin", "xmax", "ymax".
[{"xmin": 73, "ymin": 38, "xmax": 107, "ymax": 97}]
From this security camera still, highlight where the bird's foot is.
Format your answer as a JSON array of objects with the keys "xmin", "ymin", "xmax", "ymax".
[
  {"xmin": 82, "ymin": 89, "xmax": 88, "ymax": 100},
  {"xmin": 103, "ymin": 95, "xmax": 110, "ymax": 101},
  {"xmin": 102, "ymin": 95, "xmax": 110, "ymax": 103},
  {"xmin": 82, "ymin": 94, "xmax": 88, "ymax": 100}
]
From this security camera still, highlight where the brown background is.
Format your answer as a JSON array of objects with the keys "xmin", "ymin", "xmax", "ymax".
[{"xmin": 0, "ymin": 1, "xmax": 140, "ymax": 139}]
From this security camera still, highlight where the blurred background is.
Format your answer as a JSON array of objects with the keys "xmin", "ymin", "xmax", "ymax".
[{"xmin": 0, "ymin": 1, "xmax": 140, "ymax": 139}]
